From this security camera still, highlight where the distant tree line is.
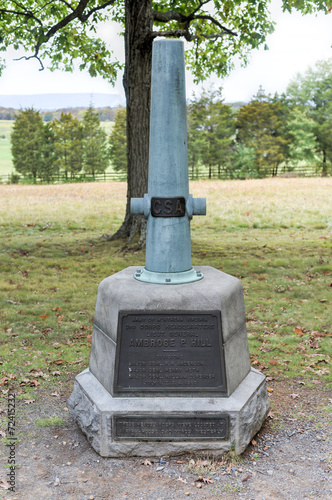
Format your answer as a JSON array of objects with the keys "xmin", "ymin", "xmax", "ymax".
[
  {"xmin": 0, "ymin": 107, "xmax": 16, "ymax": 120},
  {"xmin": 1, "ymin": 106, "xmax": 119, "ymax": 121},
  {"xmin": 107, "ymin": 58, "xmax": 332, "ymax": 179},
  {"xmin": 10, "ymin": 59, "xmax": 332, "ymax": 182},
  {"xmin": 11, "ymin": 105, "xmax": 111, "ymax": 182}
]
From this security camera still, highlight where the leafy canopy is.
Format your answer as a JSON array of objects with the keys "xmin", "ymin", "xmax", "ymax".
[{"xmin": 1, "ymin": 1, "xmax": 330, "ymax": 85}]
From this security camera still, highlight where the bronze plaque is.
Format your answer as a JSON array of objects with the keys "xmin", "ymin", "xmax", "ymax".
[
  {"xmin": 115, "ymin": 311, "xmax": 226, "ymax": 393},
  {"xmin": 151, "ymin": 197, "xmax": 185, "ymax": 217},
  {"xmin": 114, "ymin": 415, "xmax": 229, "ymax": 440}
]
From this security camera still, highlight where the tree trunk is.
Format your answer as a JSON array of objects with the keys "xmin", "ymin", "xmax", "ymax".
[
  {"xmin": 105, "ymin": 0, "xmax": 153, "ymax": 246},
  {"xmin": 322, "ymin": 149, "xmax": 327, "ymax": 176}
]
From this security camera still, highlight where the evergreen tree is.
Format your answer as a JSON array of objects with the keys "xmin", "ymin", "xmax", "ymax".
[
  {"xmin": 187, "ymin": 95, "xmax": 207, "ymax": 179},
  {"xmin": 236, "ymin": 89, "xmax": 289, "ymax": 176},
  {"xmin": 39, "ymin": 123, "xmax": 56, "ymax": 182},
  {"xmin": 11, "ymin": 108, "xmax": 45, "ymax": 182},
  {"xmin": 109, "ymin": 108, "xmax": 127, "ymax": 172},
  {"xmin": 206, "ymin": 98, "xmax": 236, "ymax": 178},
  {"xmin": 51, "ymin": 113, "xmax": 83, "ymax": 178},
  {"xmin": 82, "ymin": 106, "xmax": 109, "ymax": 176},
  {"xmin": 188, "ymin": 89, "xmax": 236, "ymax": 179}
]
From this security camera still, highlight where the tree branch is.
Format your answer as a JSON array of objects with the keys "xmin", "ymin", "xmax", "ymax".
[
  {"xmin": 0, "ymin": 7, "xmax": 43, "ymax": 26},
  {"xmin": 14, "ymin": 53, "xmax": 45, "ymax": 71},
  {"xmin": 152, "ymin": 10, "xmax": 188, "ymax": 24},
  {"xmin": 194, "ymin": 15, "xmax": 237, "ymax": 36},
  {"xmin": 152, "ymin": 2, "xmax": 237, "ymax": 39},
  {"xmin": 153, "ymin": 0, "xmax": 211, "ymax": 23},
  {"xmin": 151, "ymin": 29, "xmax": 193, "ymax": 42},
  {"xmin": 151, "ymin": 29, "xmax": 230, "ymax": 42},
  {"xmin": 84, "ymin": 0, "xmax": 118, "ymax": 20}
]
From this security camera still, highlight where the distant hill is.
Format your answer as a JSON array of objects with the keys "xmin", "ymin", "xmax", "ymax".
[
  {"xmin": 0, "ymin": 93, "xmax": 124, "ymax": 110},
  {"xmin": 226, "ymin": 101, "xmax": 247, "ymax": 110},
  {"xmin": 0, "ymin": 105, "xmax": 122, "ymax": 122}
]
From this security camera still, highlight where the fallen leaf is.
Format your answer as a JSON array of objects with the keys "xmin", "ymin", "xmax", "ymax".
[
  {"xmin": 290, "ymin": 394, "xmax": 300, "ymax": 400},
  {"xmin": 295, "ymin": 326, "xmax": 305, "ymax": 336},
  {"xmin": 203, "ymin": 478, "xmax": 213, "ymax": 484},
  {"xmin": 40, "ymin": 313, "xmax": 48, "ymax": 319},
  {"xmin": 50, "ymin": 359, "xmax": 64, "ymax": 365},
  {"xmin": 30, "ymin": 379, "xmax": 40, "ymax": 387},
  {"xmin": 242, "ymin": 475, "xmax": 252, "ymax": 482},
  {"xmin": 142, "ymin": 459, "xmax": 153, "ymax": 466},
  {"xmin": 0, "ymin": 377, "xmax": 9, "ymax": 386},
  {"xmin": 251, "ymin": 439, "xmax": 257, "ymax": 446},
  {"xmin": 51, "ymin": 371, "xmax": 61, "ymax": 376},
  {"xmin": 19, "ymin": 378, "xmax": 30, "ymax": 386},
  {"xmin": 0, "ymin": 430, "xmax": 6, "ymax": 438},
  {"xmin": 24, "ymin": 399, "xmax": 35, "ymax": 404},
  {"xmin": 51, "ymin": 392, "xmax": 60, "ymax": 397}
]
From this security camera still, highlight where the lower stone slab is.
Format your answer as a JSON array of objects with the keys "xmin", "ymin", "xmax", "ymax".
[{"xmin": 67, "ymin": 367, "xmax": 269, "ymax": 457}]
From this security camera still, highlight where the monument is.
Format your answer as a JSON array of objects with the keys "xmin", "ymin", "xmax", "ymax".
[{"xmin": 68, "ymin": 39, "xmax": 269, "ymax": 457}]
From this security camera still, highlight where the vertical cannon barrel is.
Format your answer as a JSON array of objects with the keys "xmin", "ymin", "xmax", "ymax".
[{"xmin": 131, "ymin": 39, "xmax": 206, "ymax": 284}]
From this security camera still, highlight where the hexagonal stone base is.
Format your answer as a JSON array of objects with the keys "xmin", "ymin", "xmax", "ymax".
[{"xmin": 68, "ymin": 367, "xmax": 269, "ymax": 457}]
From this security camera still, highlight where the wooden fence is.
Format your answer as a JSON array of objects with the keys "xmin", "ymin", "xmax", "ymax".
[{"xmin": 0, "ymin": 164, "xmax": 328, "ymax": 184}]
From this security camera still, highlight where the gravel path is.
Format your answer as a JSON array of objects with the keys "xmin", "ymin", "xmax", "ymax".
[{"xmin": 0, "ymin": 377, "xmax": 331, "ymax": 499}]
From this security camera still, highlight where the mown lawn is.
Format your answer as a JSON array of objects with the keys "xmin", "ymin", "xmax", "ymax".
[{"xmin": 0, "ymin": 177, "xmax": 331, "ymax": 399}]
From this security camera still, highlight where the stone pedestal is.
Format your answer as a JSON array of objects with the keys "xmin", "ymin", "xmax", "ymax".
[{"xmin": 68, "ymin": 266, "xmax": 270, "ymax": 457}]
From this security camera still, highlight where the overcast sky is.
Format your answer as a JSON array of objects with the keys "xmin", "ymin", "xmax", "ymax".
[{"xmin": 0, "ymin": 0, "xmax": 331, "ymax": 104}]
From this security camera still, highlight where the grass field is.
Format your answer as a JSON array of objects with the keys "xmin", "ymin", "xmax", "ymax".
[
  {"xmin": 0, "ymin": 120, "xmax": 114, "ymax": 177},
  {"xmin": 0, "ymin": 120, "xmax": 14, "ymax": 174},
  {"xmin": 0, "ymin": 177, "xmax": 331, "ymax": 398}
]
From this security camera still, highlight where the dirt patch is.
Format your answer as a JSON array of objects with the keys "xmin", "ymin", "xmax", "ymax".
[{"xmin": 0, "ymin": 377, "xmax": 331, "ymax": 500}]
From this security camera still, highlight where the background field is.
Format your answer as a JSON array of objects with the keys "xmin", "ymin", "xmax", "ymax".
[
  {"xmin": 0, "ymin": 120, "xmax": 14, "ymax": 174},
  {"xmin": 0, "ymin": 177, "xmax": 331, "ymax": 397}
]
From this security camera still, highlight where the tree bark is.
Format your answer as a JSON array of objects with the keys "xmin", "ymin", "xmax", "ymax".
[
  {"xmin": 106, "ymin": 0, "xmax": 153, "ymax": 246},
  {"xmin": 322, "ymin": 149, "xmax": 327, "ymax": 176}
]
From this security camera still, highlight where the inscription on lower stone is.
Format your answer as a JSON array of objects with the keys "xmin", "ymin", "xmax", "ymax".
[
  {"xmin": 115, "ymin": 311, "xmax": 225, "ymax": 392},
  {"xmin": 115, "ymin": 416, "xmax": 229, "ymax": 440}
]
